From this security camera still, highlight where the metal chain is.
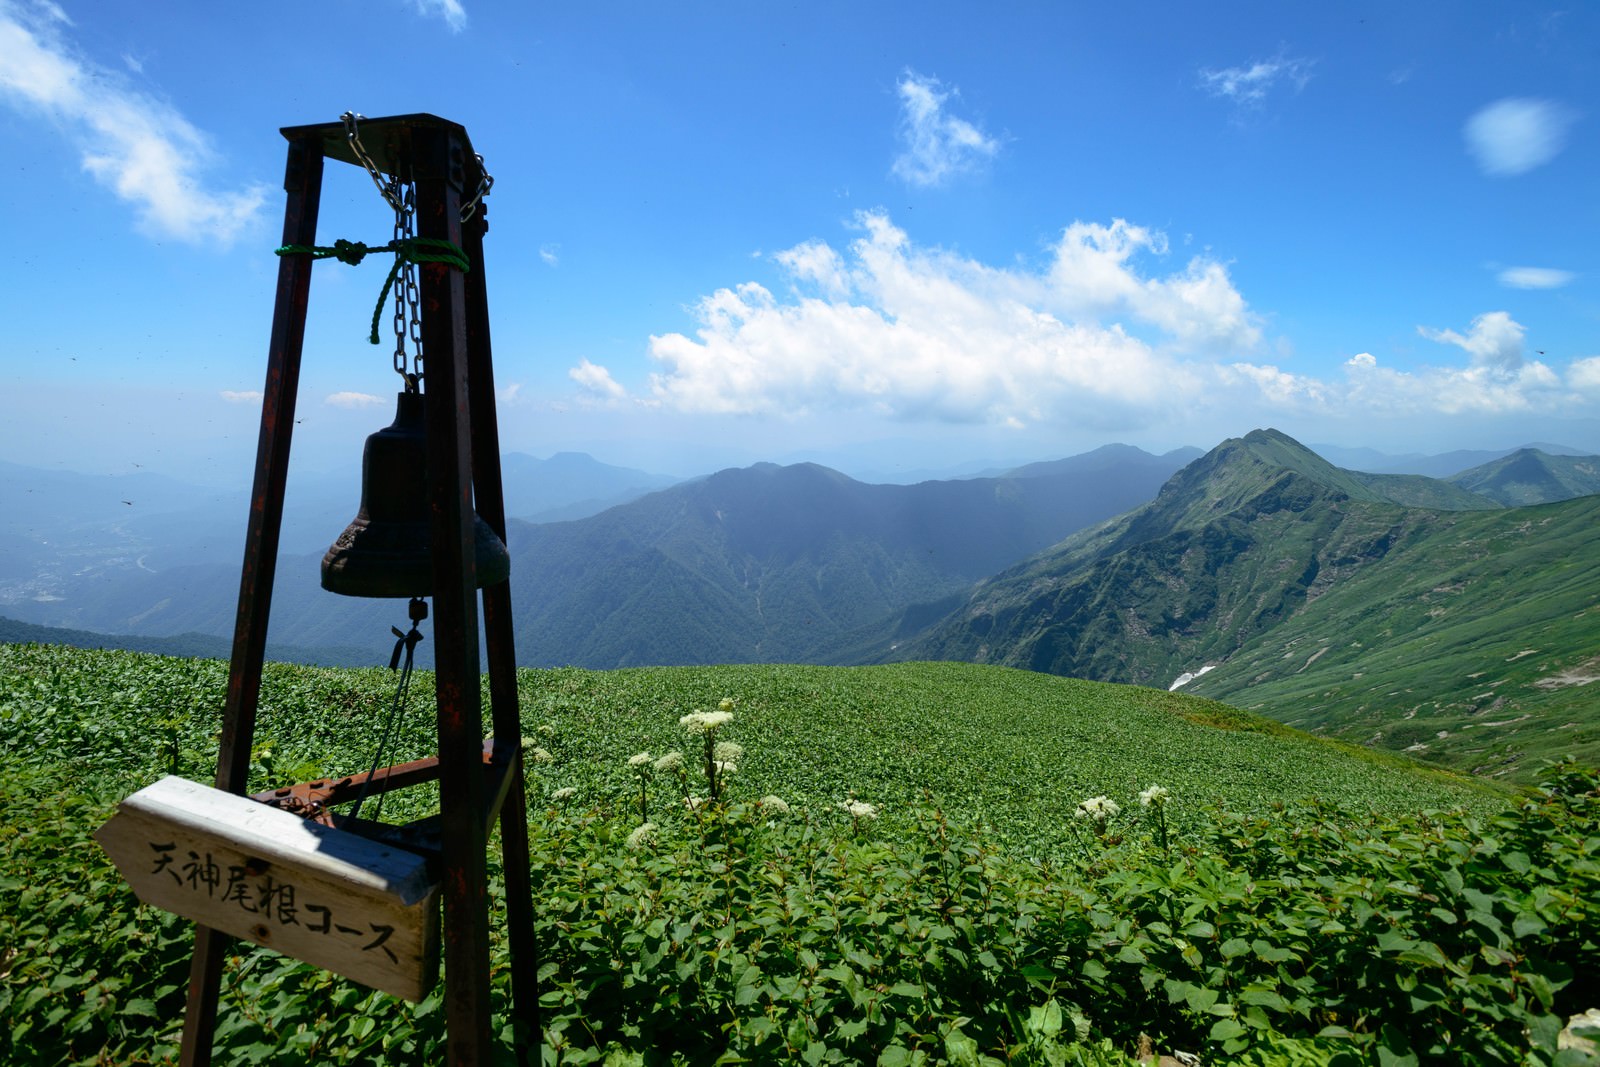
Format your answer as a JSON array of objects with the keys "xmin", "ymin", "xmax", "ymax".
[
  {"xmin": 389, "ymin": 180, "xmax": 414, "ymax": 385},
  {"xmin": 342, "ymin": 112, "xmax": 403, "ymax": 213},
  {"xmin": 461, "ymin": 157, "xmax": 494, "ymax": 221},
  {"xmin": 345, "ymin": 111, "xmax": 493, "ymax": 223},
  {"xmin": 342, "ymin": 110, "xmax": 492, "ymax": 389},
  {"xmin": 402, "ymin": 187, "xmax": 423, "ymax": 379}
]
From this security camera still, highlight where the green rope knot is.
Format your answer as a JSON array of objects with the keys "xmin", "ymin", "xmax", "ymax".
[
  {"xmin": 274, "ymin": 237, "xmax": 471, "ymax": 344},
  {"xmin": 330, "ymin": 238, "xmax": 372, "ymax": 265}
]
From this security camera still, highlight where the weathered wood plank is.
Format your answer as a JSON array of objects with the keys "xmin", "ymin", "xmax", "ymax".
[{"xmin": 96, "ymin": 776, "xmax": 439, "ymax": 1001}]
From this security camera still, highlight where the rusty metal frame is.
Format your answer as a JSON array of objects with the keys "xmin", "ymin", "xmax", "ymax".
[{"xmin": 179, "ymin": 114, "xmax": 538, "ymax": 1067}]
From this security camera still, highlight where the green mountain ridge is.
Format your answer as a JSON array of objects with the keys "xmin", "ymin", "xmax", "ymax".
[{"xmin": 879, "ymin": 430, "xmax": 1599, "ymax": 780}]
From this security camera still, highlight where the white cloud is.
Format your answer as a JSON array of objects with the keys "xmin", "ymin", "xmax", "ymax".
[
  {"xmin": 774, "ymin": 239, "xmax": 849, "ymax": 300},
  {"xmin": 640, "ymin": 211, "xmax": 1255, "ymax": 430},
  {"xmin": 219, "ymin": 390, "xmax": 262, "ymax": 403},
  {"xmin": 325, "ymin": 391, "xmax": 386, "ymax": 409},
  {"xmin": 1418, "ymin": 310, "xmax": 1526, "ymax": 372},
  {"xmin": 569, "ymin": 358, "xmax": 627, "ymax": 403},
  {"xmin": 618, "ymin": 215, "xmax": 1596, "ymax": 435},
  {"xmin": 890, "ymin": 70, "xmax": 999, "ymax": 188},
  {"xmin": 1198, "ymin": 50, "xmax": 1314, "ymax": 107},
  {"xmin": 1464, "ymin": 98, "xmax": 1578, "ymax": 176},
  {"xmin": 411, "ymin": 0, "xmax": 466, "ymax": 32},
  {"xmin": 1498, "ymin": 266, "xmax": 1574, "ymax": 290},
  {"xmin": 1234, "ymin": 337, "xmax": 1566, "ymax": 419},
  {"xmin": 1568, "ymin": 357, "xmax": 1600, "ymax": 394},
  {"xmin": 539, "ymin": 244, "xmax": 559, "ymax": 267},
  {"xmin": 0, "ymin": 0, "xmax": 266, "ymax": 244}
]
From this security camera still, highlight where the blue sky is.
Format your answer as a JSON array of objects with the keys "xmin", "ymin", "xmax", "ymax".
[{"xmin": 1, "ymin": 1, "xmax": 1595, "ymax": 484}]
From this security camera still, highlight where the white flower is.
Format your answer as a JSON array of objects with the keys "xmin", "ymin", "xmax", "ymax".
[
  {"xmin": 653, "ymin": 751, "xmax": 684, "ymax": 772},
  {"xmin": 628, "ymin": 751, "xmax": 653, "ymax": 768},
  {"xmin": 684, "ymin": 795, "xmax": 707, "ymax": 811},
  {"xmin": 1075, "ymin": 795, "xmax": 1120, "ymax": 820},
  {"xmin": 714, "ymin": 760, "xmax": 738, "ymax": 777},
  {"xmin": 713, "ymin": 741, "xmax": 744, "ymax": 763},
  {"xmin": 549, "ymin": 787, "xmax": 576, "ymax": 802},
  {"xmin": 680, "ymin": 709, "xmax": 735, "ymax": 733},
  {"xmin": 760, "ymin": 795, "xmax": 790, "ymax": 814},
  {"xmin": 528, "ymin": 747, "xmax": 554, "ymax": 764},
  {"xmin": 1559, "ymin": 1008, "xmax": 1600, "ymax": 1053},
  {"xmin": 718, "ymin": 697, "xmax": 735, "ymax": 712},
  {"xmin": 625, "ymin": 822, "xmax": 657, "ymax": 851},
  {"xmin": 840, "ymin": 800, "xmax": 879, "ymax": 821},
  {"xmin": 1138, "ymin": 785, "xmax": 1170, "ymax": 808}
]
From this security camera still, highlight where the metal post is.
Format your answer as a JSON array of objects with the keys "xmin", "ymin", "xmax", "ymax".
[
  {"xmin": 413, "ymin": 123, "xmax": 494, "ymax": 1066},
  {"xmin": 175, "ymin": 114, "xmax": 527, "ymax": 1067},
  {"xmin": 180, "ymin": 134, "xmax": 326, "ymax": 1067},
  {"xmin": 463, "ymin": 204, "xmax": 542, "ymax": 1060}
]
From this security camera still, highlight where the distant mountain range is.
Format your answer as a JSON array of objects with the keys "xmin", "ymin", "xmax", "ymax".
[
  {"xmin": 874, "ymin": 430, "xmax": 1600, "ymax": 778},
  {"xmin": 6, "ymin": 434, "xmax": 1599, "ymax": 778},
  {"xmin": 504, "ymin": 444, "xmax": 1200, "ymax": 667},
  {"xmin": 0, "ymin": 442, "xmax": 1199, "ymax": 666},
  {"xmin": 0, "ymin": 450, "xmax": 682, "ymax": 662}
]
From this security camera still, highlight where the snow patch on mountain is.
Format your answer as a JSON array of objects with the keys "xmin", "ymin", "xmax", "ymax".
[{"xmin": 1168, "ymin": 665, "xmax": 1216, "ymax": 691}]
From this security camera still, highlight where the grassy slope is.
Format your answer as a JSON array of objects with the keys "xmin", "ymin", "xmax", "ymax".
[
  {"xmin": 0, "ymin": 643, "xmax": 1503, "ymax": 855},
  {"xmin": 514, "ymin": 661, "xmax": 1507, "ymax": 856},
  {"xmin": 1186, "ymin": 495, "xmax": 1600, "ymax": 781},
  {"xmin": 3, "ymin": 644, "xmax": 1571, "ymax": 1066}
]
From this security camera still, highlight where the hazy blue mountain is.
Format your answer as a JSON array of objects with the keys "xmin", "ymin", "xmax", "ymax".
[
  {"xmin": 1445, "ymin": 447, "xmax": 1600, "ymax": 506},
  {"xmin": 2, "ymin": 446, "xmax": 1191, "ymax": 669},
  {"xmin": 504, "ymin": 448, "xmax": 1195, "ymax": 667},
  {"xmin": 499, "ymin": 451, "xmax": 682, "ymax": 521},
  {"xmin": 1312, "ymin": 441, "xmax": 1593, "ymax": 478},
  {"xmin": 0, "ymin": 451, "xmax": 679, "ymax": 652}
]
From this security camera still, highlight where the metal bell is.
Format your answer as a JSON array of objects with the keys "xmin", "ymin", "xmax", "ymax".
[{"xmin": 321, "ymin": 391, "xmax": 512, "ymax": 598}]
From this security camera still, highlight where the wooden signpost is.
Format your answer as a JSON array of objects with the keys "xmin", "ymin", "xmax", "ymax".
[
  {"xmin": 96, "ymin": 776, "xmax": 440, "ymax": 1001},
  {"xmin": 93, "ymin": 114, "xmax": 540, "ymax": 1067}
]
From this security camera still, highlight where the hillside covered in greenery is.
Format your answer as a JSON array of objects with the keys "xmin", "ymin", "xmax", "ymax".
[
  {"xmin": 881, "ymin": 431, "xmax": 1600, "ymax": 781},
  {"xmin": 4, "ymin": 643, "xmax": 1596, "ymax": 1065}
]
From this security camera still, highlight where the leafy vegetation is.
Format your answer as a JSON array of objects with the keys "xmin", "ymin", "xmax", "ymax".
[{"xmin": 7, "ymin": 643, "xmax": 1597, "ymax": 1065}]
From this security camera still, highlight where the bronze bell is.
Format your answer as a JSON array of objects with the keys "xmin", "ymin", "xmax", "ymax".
[{"xmin": 321, "ymin": 391, "xmax": 512, "ymax": 598}]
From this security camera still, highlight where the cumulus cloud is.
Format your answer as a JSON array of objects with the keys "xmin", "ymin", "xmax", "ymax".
[
  {"xmin": 639, "ymin": 211, "xmax": 1257, "ymax": 430},
  {"xmin": 0, "ymin": 0, "xmax": 266, "ymax": 244},
  {"xmin": 1228, "ymin": 336, "xmax": 1567, "ymax": 420},
  {"xmin": 219, "ymin": 390, "xmax": 263, "ymax": 403},
  {"xmin": 411, "ymin": 0, "xmax": 466, "ymax": 32},
  {"xmin": 890, "ymin": 70, "xmax": 999, "ymax": 188},
  {"xmin": 325, "ymin": 391, "xmax": 386, "ymax": 409},
  {"xmin": 610, "ymin": 215, "xmax": 1595, "ymax": 435},
  {"xmin": 569, "ymin": 358, "xmax": 627, "ymax": 403},
  {"xmin": 1498, "ymin": 266, "xmax": 1574, "ymax": 290},
  {"xmin": 1464, "ymin": 98, "xmax": 1578, "ymax": 176},
  {"xmin": 1198, "ymin": 50, "xmax": 1314, "ymax": 108},
  {"xmin": 1568, "ymin": 357, "xmax": 1600, "ymax": 394},
  {"xmin": 1418, "ymin": 311, "xmax": 1526, "ymax": 372}
]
